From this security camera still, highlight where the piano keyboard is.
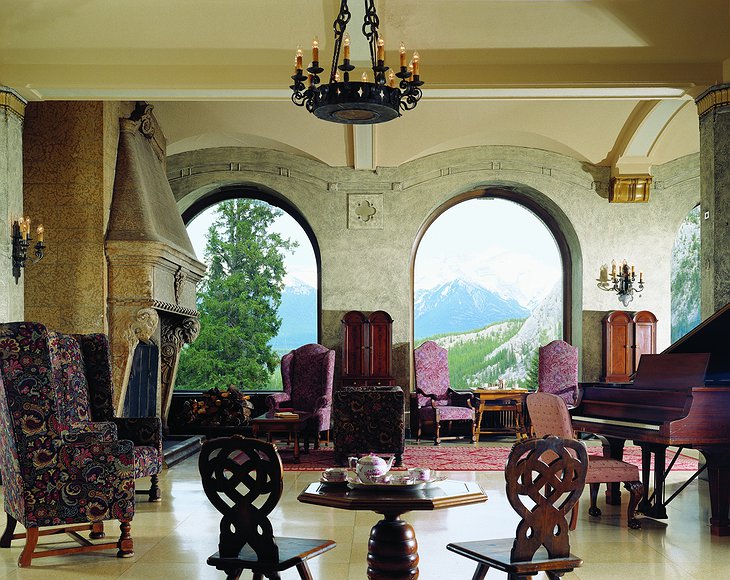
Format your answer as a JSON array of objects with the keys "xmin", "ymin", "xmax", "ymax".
[{"xmin": 572, "ymin": 415, "xmax": 661, "ymax": 431}]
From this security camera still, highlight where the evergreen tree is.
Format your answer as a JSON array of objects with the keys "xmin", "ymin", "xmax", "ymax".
[{"xmin": 177, "ymin": 199, "xmax": 297, "ymax": 390}]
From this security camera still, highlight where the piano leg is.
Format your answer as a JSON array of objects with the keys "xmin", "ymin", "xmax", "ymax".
[
  {"xmin": 637, "ymin": 443, "xmax": 668, "ymax": 519},
  {"xmin": 700, "ymin": 446, "xmax": 730, "ymax": 536},
  {"xmin": 603, "ymin": 437, "xmax": 626, "ymax": 505}
]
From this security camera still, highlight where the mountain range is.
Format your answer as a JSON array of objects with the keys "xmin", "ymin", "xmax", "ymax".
[
  {"xmin": 271, "ymin": 278, "xmax": 317, "ymax": 352},
  {"xmin": 414, "ymin": 278, "xmax": 530, "ymax": 339}
]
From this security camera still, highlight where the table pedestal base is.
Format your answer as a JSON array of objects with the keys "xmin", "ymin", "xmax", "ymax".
[{"xmin": 367, "ymin": 514, "xmax": 419, "ymax": 579}]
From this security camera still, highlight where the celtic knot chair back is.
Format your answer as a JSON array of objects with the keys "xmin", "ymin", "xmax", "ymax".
[
  {"xmin": 505, "ymin": 435, "xmax": 588, "ymax": 562},
  {"xmin": 199, "ymin": 436, "xmax": 283, "ymax": 560}
]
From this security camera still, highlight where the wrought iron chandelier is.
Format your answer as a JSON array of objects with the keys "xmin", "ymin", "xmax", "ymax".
[
  {"xmin": 597, "ymin": 260, "xmax": 645, "ymax": 307},
  {"xmin": 290, "ymin": 0, "xmax": 424, "ymax": 124}
]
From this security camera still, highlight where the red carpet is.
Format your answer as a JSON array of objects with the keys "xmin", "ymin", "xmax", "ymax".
[{"xmin": 277, "ymin": 444, "xmax": 699, "ymax": 472}]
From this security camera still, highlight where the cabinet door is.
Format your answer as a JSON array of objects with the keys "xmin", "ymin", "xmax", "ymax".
[
  {"xmin": 342, "ymin": 311, "xmax": 368, "ymax": 377},
  {"xmin": 632, "ymin": 310, "xmax": 657, "ymax": 371},
  {"xmin": 368, "ymin": 310, "xmax": 393, "ymax": 379},
  {"xmin": 603, "ymin": 310, "xmax": 633, "ymax": 382}
]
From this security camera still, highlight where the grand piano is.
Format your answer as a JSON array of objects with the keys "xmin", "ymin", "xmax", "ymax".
[{"xmin": 571, "ymin": 303, "xmax": 730, "ymax": 536}]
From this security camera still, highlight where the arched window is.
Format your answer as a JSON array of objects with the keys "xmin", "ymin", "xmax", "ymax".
[
  {"xmin": 180, "ymin": 197, "xmax": 318, "ymax": 392},
  {"xmin": 414, "ymin": 197, "xmax": 563, "ymax": 389},
  {"xmin": 671, "ymin": 205, "xmax": 701, "ymax": 341}
]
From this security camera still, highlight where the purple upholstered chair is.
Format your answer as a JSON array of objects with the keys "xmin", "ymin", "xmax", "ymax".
[
  {"xmin": 0, "ymin": 322, "xmax": 135, "ymax": 567},
  {"xmin": 527, "ymin": 392, "xmax": 642, "ymax": 529},
  {"xmin": 538, "ymin": 339, "xmax": 579, "ymax": 408},
  {"xmin": 266, "ymin": 343, "xmax": 335, "ymax": 445},
  {"xmin": 413, "ymin": 340, "xmax": 476, "ymax": 445}
]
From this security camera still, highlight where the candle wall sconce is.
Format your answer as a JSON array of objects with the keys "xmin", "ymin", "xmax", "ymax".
[
  {"xmin": 597, "ymin": 259, "xmax": 644, "ymax": 307},
  {"xmin": 11, "ymin": 217, "xmax": 45, "ymax": 284}
]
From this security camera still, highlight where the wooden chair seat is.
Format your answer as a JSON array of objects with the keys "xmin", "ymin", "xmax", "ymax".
[{"xmin": 447, "ymin": 538, "xmax": 582, "ymax": 579}]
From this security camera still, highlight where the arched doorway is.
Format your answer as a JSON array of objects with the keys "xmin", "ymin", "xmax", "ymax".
[
  {"xmin": 179, "ymin": 186, "xmax": 321, "ymax": 392},
  {"xmin": 411, "ymin": 187, "xmax": 578, "ymax": 389}
]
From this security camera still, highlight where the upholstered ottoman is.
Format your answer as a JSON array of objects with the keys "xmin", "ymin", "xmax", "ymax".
[{"xmin": 332, "ymin": 386, "xmax": 405, "ymax": 466}]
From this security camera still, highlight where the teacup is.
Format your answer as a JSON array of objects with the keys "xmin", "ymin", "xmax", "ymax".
[
  {"xmin": 322, "ymin": 468, "xmax": 348, "ymax": 482},
  {"xmin": 408, "ymin": 467, "xmax": 432, "ymax": 482},
  {"xmin": 373, "ymin": 474, "xmax": 392, "ymax": 484},
  {"xmin": 389, "ymin": 474, "xmax": 414, "ymax": 485}
]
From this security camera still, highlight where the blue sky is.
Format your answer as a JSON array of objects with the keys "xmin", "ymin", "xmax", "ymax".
[{"xmin": 186, "ymin": 198, "xmax": 561, "ymax": 304}]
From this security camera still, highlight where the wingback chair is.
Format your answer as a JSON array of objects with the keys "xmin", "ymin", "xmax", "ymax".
[
  {"xmin": 266, "ymin": 344, "xmax": 335, "ymax": 445},
  {"xmin": 526, "ymin": 392, "xmax": 643, "ymax": 529},
  {"xmin": 0, "ymin": 322, "xmax": 135, "ymax": 567},
  {"xmin": 538, "ymin": 340, "xmax": 580, "ymax": 408},
  {"xmin": 46, "ymin": 330, "xmax": 164, "ymax": 502},
  {"xmin": 413, "ymin": 340, "xmax": 476, "ymax": 445}
]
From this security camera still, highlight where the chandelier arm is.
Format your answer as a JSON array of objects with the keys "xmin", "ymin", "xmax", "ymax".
[
  {"xmin": 329, "ymin": 0, "xmax": 351, "ymax": 83},
  {"xmin": 362, "ymin": 0, "xmax": 380, "ymax": 69}
]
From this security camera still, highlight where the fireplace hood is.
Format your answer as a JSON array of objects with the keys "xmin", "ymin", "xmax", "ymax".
[{"xmin": 106, "ymin": 102, "xmax": 206, "ymax": 427}]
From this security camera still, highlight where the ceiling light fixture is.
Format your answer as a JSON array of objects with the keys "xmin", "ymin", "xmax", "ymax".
[{"xmin": 290, "ymin": 0, "xmax": 424, "ymax": 124}]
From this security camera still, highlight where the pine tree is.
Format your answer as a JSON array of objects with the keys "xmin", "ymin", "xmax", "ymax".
[{"xmin": 177, "ymin": 199, "xmax": 297, "ymax": 390}]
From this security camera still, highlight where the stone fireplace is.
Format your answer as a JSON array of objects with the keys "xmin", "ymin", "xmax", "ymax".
[{"xmin": 106, "ymin": 103, "xmax": 206, "ymax": 429}]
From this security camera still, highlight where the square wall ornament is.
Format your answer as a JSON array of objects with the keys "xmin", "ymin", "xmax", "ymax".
[{"xmin": 348, "ymin": 194, "xmax": 383, "ymax": 229}]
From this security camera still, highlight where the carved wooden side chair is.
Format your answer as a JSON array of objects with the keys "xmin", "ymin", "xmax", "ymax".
[
  {"xmin": 447, "ymin": 435, "xmax": 587, "ymax": 580},
  {"xmin": 199, "ymin": 436, "xmax": 336, "ymax": 579}
]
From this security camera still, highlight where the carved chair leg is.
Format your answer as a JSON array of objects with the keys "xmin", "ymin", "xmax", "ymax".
[
  {"xmin": 17, "ymin": 527, "xmax": 38, "ymax": 568},
  {"xmin": 116, "ymin": 520, "xmax": 134, "ymax": 558},
  {"xmin": 624, "ymin": 480, "xmax": 643, "ymax": 529},
  {"xmin": 90, "ymin": 521, "xmax": 105, "ymax": 539},
  {"xmin": 149, "ymin": 473, "xmax": 162, "ymax": 502},
  {"xmin": 471, "ymin": 419, "xmax": 477, "ymax": 443},
  {"xmin": 434, "ymin": 420, "xmax": 441, "ymax": 445},
  {"xmin": 588, "ymin": 483, "xmax": 602, "ymax": 517},
  {"xmin": 296, "ymin": 559, "xmax": 315, "ymax": 579},
  {"xmin": 0, "ymin": 513, "xmax": 17, "ymax": 548}
]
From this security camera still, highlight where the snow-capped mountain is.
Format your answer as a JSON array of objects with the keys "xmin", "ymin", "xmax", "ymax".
[
  {"xmin": 271, "ymin": 278, "xmax": 317, "ymax": 351},
  {"xmin": 414, "ymin": 278, "xmax": 530, "ymax": 339}
]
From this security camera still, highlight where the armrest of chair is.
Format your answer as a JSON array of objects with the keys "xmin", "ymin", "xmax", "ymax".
[
  {"xmin": 113, "ymin": 417, "xmax": 163, "ymax": 453},
  {"xmin": 58, "ymin": 439, "xmax": 135, "ymax": 479},
  {"xmin": 266, "ymin": 392, "xmax": 291, "ymax": 412},
  {"xmin": 415, "ymin": 387, "xmax": 439, "ymax": 408},
  {"xmin": 448, "ymin": 389, "xmax": 476, "ymax": 408},
  {"xmin": 61, "ymin": 421, "xmax": 118, "ymax": 444},
  {"xmin": 313, "ymin": 394, "xmax": 331, "ymax": 414}
]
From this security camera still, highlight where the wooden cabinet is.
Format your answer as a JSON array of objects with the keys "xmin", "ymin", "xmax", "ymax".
[
  {"xmin": 341, "ymin": 310, "xmax": 395, "ymax": 386},
  {"xmin": 602, "ymin": 310, "xmax": 657, "ymax": 382}
]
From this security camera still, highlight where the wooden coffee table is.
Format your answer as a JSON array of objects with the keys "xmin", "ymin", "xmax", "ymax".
[{"xmin": 251, "ymin": 411, "xmax": 313, "ymax": 463}]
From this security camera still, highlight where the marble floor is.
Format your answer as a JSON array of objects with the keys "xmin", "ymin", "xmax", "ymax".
[{"xmin": 0, "ymin": 443, "xmax": 728, "ymax": 579}]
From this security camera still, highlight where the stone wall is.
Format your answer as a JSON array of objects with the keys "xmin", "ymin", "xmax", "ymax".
[
  {"xmin": 22, "ymin": 101, "xmax": 134, "ymax": 333},
  {"xmin": 168, "ymin": 146, "xmax": 699, "ymax": 385},
  {"xmin": 0, "ymin": 87, "xmax": 26, "ymax": 322}
]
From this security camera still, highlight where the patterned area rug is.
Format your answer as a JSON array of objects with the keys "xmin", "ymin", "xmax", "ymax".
[{"xmin": 278, "ymin": 444, "xmax": 699, "ymax": 472}]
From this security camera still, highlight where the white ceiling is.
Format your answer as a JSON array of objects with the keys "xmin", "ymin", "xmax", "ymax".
[{"xmin": 2, "ymin": 0, "xmax": 729, "ymax": 169}]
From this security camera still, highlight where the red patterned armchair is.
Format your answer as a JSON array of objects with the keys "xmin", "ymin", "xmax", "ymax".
[
  {"xmin": 538, "ymin": 339, "xmax": 579, "ymax": 408},
  {"xmin": 413, "ymin": 340, "xmax": 476, "ymax": 445},
  {"xmin": 0, "ymin": 322, "xmax": 135, "ymax": 566},
  {"xmin": 266, "ymin": 343, "xmax": 335, "ymax": 443},
  {"xmin": 47, "ymin": 330, "xmax": 164, "ymax": 501}
]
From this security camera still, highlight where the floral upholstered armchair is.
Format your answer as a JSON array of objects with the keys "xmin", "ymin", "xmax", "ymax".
[
  {"xmin": 538, "ymin": 340, "xmax": 580, "ymax": 408},
  {"xmin": 0, "ymin": 322, "xmax": 135, "ymax": 567},
  {"xmin": 266, "ymin": 343, "xmax": 335, "ymax": 445},
  {"xmin": 413, "ymin": 340, "xmax": 476, "ymax": 445}
]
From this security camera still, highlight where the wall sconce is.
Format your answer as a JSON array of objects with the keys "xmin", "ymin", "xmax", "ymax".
[
  {"xmin": 598, "ymin": 259, "xmax": 644, "ymax": 307},
  {"xmin": 11, "ymin": 217, "xmax": 45, "ymax": 284}
]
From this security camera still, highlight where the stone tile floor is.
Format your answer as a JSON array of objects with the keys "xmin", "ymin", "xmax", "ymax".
[{"xmin": 0, "ymin": 442, "xmax": 727, "ymax": 579}]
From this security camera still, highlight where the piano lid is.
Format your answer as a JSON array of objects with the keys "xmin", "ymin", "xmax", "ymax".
[
  {"xmin": 632, "ymin": 352, "xmax": 710, "ymax": 390},
  {"xmin": 663, "ymin": 301, "xmax": 730, "ymax": 384}
]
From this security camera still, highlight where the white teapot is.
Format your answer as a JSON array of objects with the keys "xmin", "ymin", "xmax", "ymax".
[{"xmin": 348, "ymin": 454, "xmax": 395, "ymax": 483}]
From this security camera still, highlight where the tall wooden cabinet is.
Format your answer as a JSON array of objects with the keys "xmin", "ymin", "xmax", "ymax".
[
  {"xmin": 341, "ymin": 310, "xmax": 394, "ymax": 386},
  {"xmin": 602, "ymin": 310, "xmax": 657, "ymax": 382}
]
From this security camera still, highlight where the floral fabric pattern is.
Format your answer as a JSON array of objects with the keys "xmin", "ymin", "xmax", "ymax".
[
  {"xmin": 266, "ymin": 344, "xmax": 335, "ymax": 433},
  {"xmin": 332, "ymin": 386, "xmax": 405, "ymax": 464},
  {"xmin": 0, "ymin": 322, "xmax": 134, "ymax": 528},
  {"xmin": 538, "ymin": 340, "xmax": 579, "ymax": 407}
]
